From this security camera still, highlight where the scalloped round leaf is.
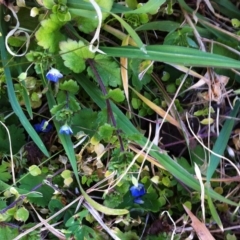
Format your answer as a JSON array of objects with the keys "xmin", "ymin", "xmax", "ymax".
[
  {"xmin": 64, "ymin": 177, "xmax": 73, "ymax": 187},
  {"xmin": 10, "ymin": 187, "xmax": 19, "ymax": 196},
  {"xmin": 29, "ymin": 165, "xmax": 42, "ymax": 176},
  {"xmin": 14, "ymin": 207, "xmax": 29, "ymax": 222},
  {"xmin": 75, "ymin": 0, "xmax": 113, "ymax": 33},
  {"xmin": 98, "ymin": 124, "xmax": 115, "ymax": 140},
  {"xmin": 35, "ymin": 14, "xmax": 66, "ymax": 53},
  {"xmin": 200, "ymin": 118, "xmax": 214, "ymax": 125},
  {"xmin": 61, "ymin": 169, "xmax": 72, "ymax": 179},
  {"xmin": 18, "ymin": 72, "xmax": 27, "ymax": 81},
  {"xmin": 151, "ymin": 176, "xmax": 159, "ymax": 184},
  {"xmin": 59, "ymin": 39, "xmax": 95, "ymax": 73},
  {"xmin": 106, "ymin": 88, "xmax": 125, "ymax": 102},
  {"xmin": 59, "ymin": 80, "xmax": 79, "ymax": 94},
  {"xmin": 87, "ymin": 55, "xmax": 121, "ymax": 87},
  {"xmin": 43, "ymin": 0, "xmax": 55, "ymax": 9},
  {"xmin": 94, "ymin": 143, "xmax": 105, "ymax": 156}
]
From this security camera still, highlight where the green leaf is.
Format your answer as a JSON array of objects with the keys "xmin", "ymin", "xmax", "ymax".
[
  {"xmin": 61, "ymin": 169, "xmax": 72, "ymax": 179},
  {"xmin": 59, "ymin": 39, "xmax": 95, "ymax": 73},
  {"xmin": 87, "ymin": 55, "xmax": 121, "ymax": 87},
  {"xmin": 35, "ymin": 14, "xmax": 66, "ymax": 53},
  {"xmin": 29, "ymin": 165, "xmax": 42, "ymax": 176},
  {"xmin": 73, "ymin": 0, "xmax": 114, "ymax": 33},
  {"xmin": 59, "ymin": 79, "xmax": 80, "ymax": 94},
  {"xmin": 106, "ymin": 88, "xmax": 125, "ymax": 102},
  {"xmin": 0, "ymin": 226, "xmax": 19, "ymax": 240},
  {"xmin": 0, "ymin": 125, "xmax": 25, "ymax": 154},
  {"xmin": 98, "ymin": 123, "xmax": 115, "ymax": 141},
  {"xmin": 66, "ymin": 210, "xmax": 97, "ymax": 239},
  {"xmin": 43, "ymin": 0, "xmax": 55, "ymax": 9},
  {"xmin": 72, "ymin": 109, "xmax": 98, "ymax": 135},
  {"xmin": 75, "ymin": 16, "xmax": 98, "ymax": 33},
  {"xmin": 207, "ymin": 100, "xmax": 240, "ymax": 182},
  {"xmin": 194, "ymin": 107, "xmax": 214, "ymax": 116},
  {"xmin": 19, "ymin": 174, "xmax": 54, "ymax": 207},
  {"xmin": 69, "ymin": 95, "xmax": 81, "ymax": 112},
  {"xmin": 128, "ymin": 0, "xmax": 165, "ymax": 14},
  {"xmin": 131, "ymin": 97, "xmax": 141, "ymax": 109},
  {"xmin": 50, "ymin": 103, "xmax": 66, "ymax": 115},
  {"xmin": 0, "ymin": 162, "xmax": 11, "ymax": 182},
  {"xmin": 48, "ymin": 199, "xmax": 64, "ymax": 221},
  {"xmin": 15, "ymin": 207, "xmax": 29, "ymax": 222}
]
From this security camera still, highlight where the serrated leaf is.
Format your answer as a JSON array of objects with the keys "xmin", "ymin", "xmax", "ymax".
[
  {"xmin": 59, "ymin": 39, "xmax": 95, "ymax": 73},
  {"xmin": 98, "ymin": 124, "xmax": 115, "ymax": 140},
  {"xmin": 106, "ymin": 88, "xmax": 125, "ymax": 102},
  {"xmin": 0, "ymin": 125, "xmax": 25, "ymax": 154},
  {"xmin": 0, "ymin": 162, "xmax": 11, "ymax": 182},
  {"xmin": 68, "ymin": 95, "xmax": 81, "ymax": 112},
  {"xmin": 35, "ymin": 14, "xmax": 66, "ymax": 53},
  {"xmin": 59, "ymin": 79, "xmax": 79, "ymax": 94},
  {"xmin": 0, "ymin": 226, "xmax": 19, "ymax": 239},
  {"xmin": 48, "ymin": 199, "xmax": 64, "ymax": 221},
  {"xmin": 19, "ymin": 174, "xmax": 54, "ymax": 207},
  {"xmin": 87, "ymin": 55, "xmax": 121, "ymax": 87},
  {"xmin": 50, "ymin": 103, "xmax": 66, "ymax": 115}
]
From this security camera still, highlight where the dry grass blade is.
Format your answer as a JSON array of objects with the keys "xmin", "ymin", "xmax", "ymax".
[
  {"xmin": 29, "ymin": 203, "xmax": 66, "ymax": 240},
  {"xmin": 183, "ymin": 205, "xmax": 215, "ymax": 240},
  {"xmin": 120, "ymin": 36, "xmax": 131, "ymax": 115},
  {"xmin": 130, "ymin": 87, "xmax": 181, "ymax": 129},
  {"xmin": 129, "ymin": 144, "xmax": 165, "ymax": 170},
  {"xmin": 84, "ymin": 202, "xmax": 121, "ymax": 240}
]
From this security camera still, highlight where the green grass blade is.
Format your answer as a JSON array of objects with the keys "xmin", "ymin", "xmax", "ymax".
[
  {"xmin": 20, "ymin": 82, "xmax": 33, "ymax": 119},
  {"xmin": 207, "ymin": 189, "xmax": 223, "ymax": 231},
  {"xmin": 0, "ymin": 9, "xmax": 49, "ymax": 157},
  {"xmin": 78, "ymin": 76, "xmax": 239, "ymax": 206},
  {"xmin": 100, "ymin": 45, "xmax": 240, "ymax": 69},
  {"xmin": 207, "ymin": 100, "xmax": 240, "ymax": 182},
  {"xmin": 135, "ymin": 21, "xmax": 212, "ymax": 38},
  {"xmin": 211, "ymin": 0, "xmax": 240, "ymax": 19},
  {"xmin": 110, "ymin": 13, "xmax": 145, "ymax": 52}
]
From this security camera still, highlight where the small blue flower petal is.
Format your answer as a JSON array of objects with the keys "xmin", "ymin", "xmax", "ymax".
[
  {"xmin": 34, "ymin": 120, "xmax": 52, "ymax": 133},
  {"xmin": 46, "ymin": 68, "xmax": 63, "ymax": 83},
  {"xmin": 59, "ymin": 124, "xmax": 73, "ymax": 135},
  {"xmin": 134, "ymin": 197, "xmax": 144, "ymax": 204},
  {"xmin": 130, "ymin": 183, "xmax": 146, "ymax": 198}
]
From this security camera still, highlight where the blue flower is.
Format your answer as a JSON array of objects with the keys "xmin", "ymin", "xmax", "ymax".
[
  {"xmin": 34, "ymin": 120, "xmax": 52, "ymax": 133},
  {"xmin": 46, "ymin": 68, "xmax": 63, "ymax": 83},
  {"xmin": 134, "ymin": 197, "xmax": 144, "ymax": 204},
  {"xmin": 130, "ymin": 183, "xmax": 146, "ymax": 204},
  {"xmin": 59, "ymin": 124, "xmax": 73, "ymax": 135}
]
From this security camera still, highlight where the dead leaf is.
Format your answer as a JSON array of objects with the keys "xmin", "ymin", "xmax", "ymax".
[
  {"xmin": 233, "ymin": 129, "xmax": 240, "ymax": 150},
  {"xmin": 183, "ymin": 204, "xmax": 215, "ymax": 240}
]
